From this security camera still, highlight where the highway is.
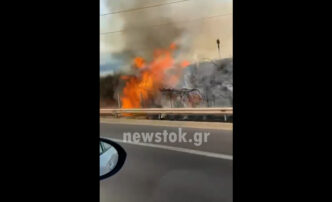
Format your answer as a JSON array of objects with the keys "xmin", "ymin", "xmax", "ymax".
[{"xmin": 100, "ymin": 121, "xmax": 233, "ymax": 202}]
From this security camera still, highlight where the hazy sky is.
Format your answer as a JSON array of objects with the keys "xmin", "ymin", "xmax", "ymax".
[{"xmin": 100, "ymin": 0, "xmax": 232, "ymax": 75}]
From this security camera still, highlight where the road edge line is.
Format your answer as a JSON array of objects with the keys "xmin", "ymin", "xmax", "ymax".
[
  {"xmin": 100, "ymin": 118, "xmax": 233, "ymax": 131},
  {"xmin": 106, "ymin": 137, "xmax": 233, "ymax": 160}
]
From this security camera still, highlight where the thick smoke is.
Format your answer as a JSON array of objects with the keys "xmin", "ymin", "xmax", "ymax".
[
  {"xmin": 100, "ymin": 0, "xmax": 233, "ymax": 107},
  {"xmin": 103, "ymin": 0, "xmax": 233, "ymax": 69},
  {"xmin": 110, "ymin": 1, "xmax": 186, "ymax": 63},
  {"xmin": 179, "ymin": 58, "xmax": 233, "ymax": 107},
  {"xmin": 109, "ymin": 0, "xmax": 190, "ymax": 101}
]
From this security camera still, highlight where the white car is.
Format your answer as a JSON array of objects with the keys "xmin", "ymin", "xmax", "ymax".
[
  {"xmin": 100, "ymin": 140, "xmax": 119, "ymax": 176},
  {"xmin": 99, "ymin": 137, "xmax": 127, "ymax": 180}
]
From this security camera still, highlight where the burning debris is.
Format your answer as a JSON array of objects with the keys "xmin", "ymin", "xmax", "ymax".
[
  {"xmin": 100, "ymin": 55, "xmax": 233, "ymax": 109},
  {"xmin": 115, "ymin": 50, "xmax": 232, "ymax": 108},
  {"xmin": 119, "ymin": 43, "xmax": 190, "ymax": 108},
  {"xmin": 180, "ymin": 58, "xmax": 233, "ymax": 107},
  {"xmin": 160, "ymin": 88, "xmax": 203, "ymax": 108}
]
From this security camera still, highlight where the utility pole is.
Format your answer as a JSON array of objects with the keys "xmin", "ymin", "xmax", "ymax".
[
  {"xmin": 115, "ymin": 93, "xmax": 121, "ymax": 118},
  {"xmin": 117, "ymin": 93, "xmax": 121, "ymax": 108},
  {"xmin": 205, "ymin": 87, "xmax": 209, "ymax": 107},
  {"xmin": 216, "ymin": 38, "xmax": 221, "ymax": 59},
  {"xmin": 169, "ymin": 92, "xmax": 173, "ymax": 108}
]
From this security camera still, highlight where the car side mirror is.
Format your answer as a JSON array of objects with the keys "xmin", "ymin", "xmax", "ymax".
[{"xmin": 100, "ymin": 137, "xmax": 126, "ymax": 180}]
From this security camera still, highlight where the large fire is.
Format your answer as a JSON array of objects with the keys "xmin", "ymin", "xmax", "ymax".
[{"xmin": 120, "ymin": 43, "xmax": 190, "ymax": 108}]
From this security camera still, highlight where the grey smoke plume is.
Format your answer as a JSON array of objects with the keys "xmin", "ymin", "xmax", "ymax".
[
  {"xmin": 109, "ymin": 0, "xmax": 191, "ymax": 101},
  {"xmin": 101, "ymin": 0, "xmax": 233, "ymax": 107},
  {"xmin": 110, "ymin": 1, "xmax": 186, "ymax": 63},
  {"xmin": 179, "ymin": 58, "xmax": 233, "ymax": 107},
  {"xmin": 102, "ymin": 0, "xmax": 233, "ymax": 71},
  {"xmin": 106, "ymin": 0, "xmax": 230, "ymax": 64}
]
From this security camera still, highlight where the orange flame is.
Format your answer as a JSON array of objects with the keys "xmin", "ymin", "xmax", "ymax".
[
  {"xmin": 180, "ymin": 60, "xmax": 190, "ymax": 68},
  {"xmin": 133, "ymin": 57, "xmax": 145, "ymax": 68},
  {"xmin": 169, "ymin": 42, "xmax": 177, "ymax": 50},
  {"xmin": 121, "ymin": 43, "xmax": 190, "ymax": 108},
  {"xmin": 120, "ymin": 75, "xmax": 130, "ymax": 80}
]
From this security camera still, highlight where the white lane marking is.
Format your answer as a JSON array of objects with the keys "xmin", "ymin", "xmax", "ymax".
[
  {"xmin": 106, "ymin": 137, "xmax": 233, "ymax": 160},
  {"xmin": 100, "ymin": 120, "xmax": 233, "ymax": 132}
]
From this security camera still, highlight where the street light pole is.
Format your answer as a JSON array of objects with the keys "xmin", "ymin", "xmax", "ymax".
[{"xmin": 216, "ymin": 38, "xmax": 221, "ymax": 59}]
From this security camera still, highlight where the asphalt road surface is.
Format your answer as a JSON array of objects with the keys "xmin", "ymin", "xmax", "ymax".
[{"xmin": 100, "ymin": 122, "xmax": 233, "ymax": 202}]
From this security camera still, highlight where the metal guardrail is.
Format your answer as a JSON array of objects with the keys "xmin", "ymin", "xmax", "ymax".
[{"xmin": 100, "ymin": 107, "xmax": 233, "ymax": 115}]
